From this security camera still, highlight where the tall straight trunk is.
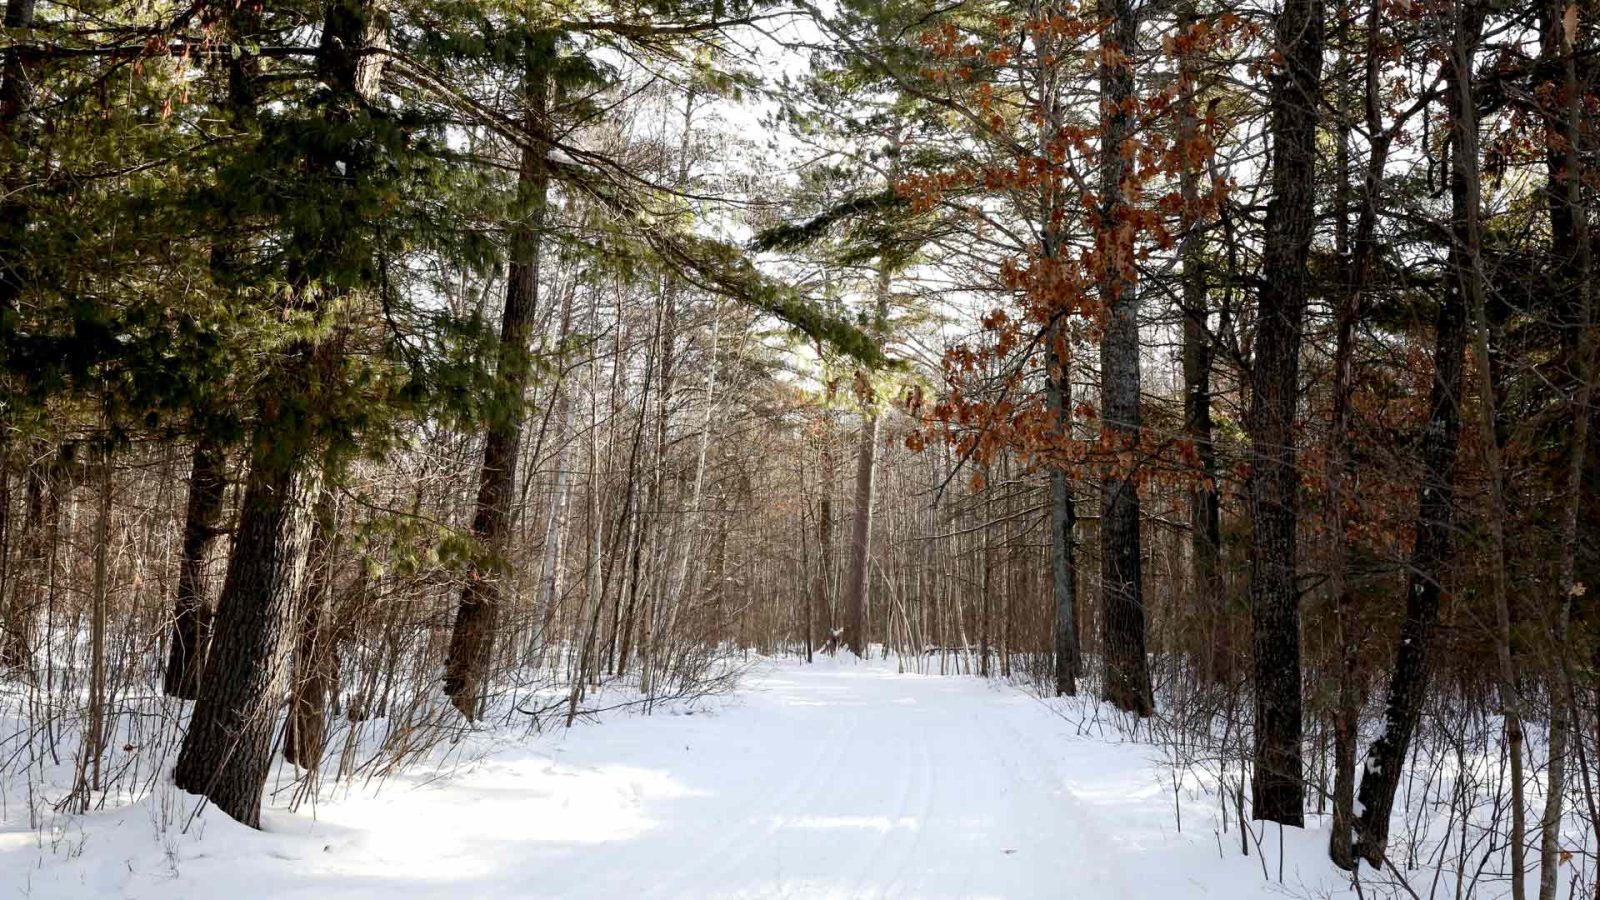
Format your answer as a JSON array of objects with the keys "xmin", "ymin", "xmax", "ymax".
[
  {"xmin": 1035, "ymin": 21, "xmax": 1079, "ymax": 697},
  {"xmin": 163, "ymin": 439, "xmax": 227, "ymax": 699},
  {"xmin": 1537, "ymin": 2, "xmax": 1590, "ymax": 895},
  {"xmin": 442, "ymin": 53, "xmax": 550, "ymax": 718},
  {"xmin": 1248, "ymin": 0, "xmax": 1323, "ymax": 826},
  {"xmin": 1096, "ymin": 0, "xmax": 1152, "ymax": 716},
  {"xmin": 1329, "ymin": 0, "xmax": 1390, "ymax": 868},
  {"xmin": 843, "ymin": 158, "xmax": 896, "ymax": 658},
  {"xmin": 173, "ymin": 0, "xmax": 386, "ymax": 828},
  {"xmin": 817, "ymin": 373, "xmax": 837, "ymax": 649},
  {"xmin": 1047, "ymin": 345, "xmax": 1079, "ymax": 696},
  {"xmin": 1176, "ymin": 0, "xmax": 1222, "ymax": 683}
]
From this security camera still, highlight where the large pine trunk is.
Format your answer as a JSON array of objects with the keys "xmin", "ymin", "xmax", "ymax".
[
  {"xmin": 841, "ymin": 405, "xmax": 879, "ymax": 658},
  {"xmin": 172, "ymin": 0, "xmax": 387, "ymax": 827},
  {"xmin": 816, "ymin": 376, "xmax": 837, "ymax": 651},
  {"xmin": 172, "ymin": 409, "xmax": 325, "ymax": 827},
  {"xmin": 163, "ymin": 439, "xmax": 227, "ymax": 699},
  {"xmin": 1248, "ymin": 0, "xmax": 1324, "ymax": 827},
  {"xmin": 1096, "ymin": 0, "xmax": 1151, "ymax": 716},
  {"xmin": 842, "ymin": 171, "xmax": 896, "ymax": 659},
  {"xmin": 443, "ymin": 58, "xmax": 550, "ymax": 717}
]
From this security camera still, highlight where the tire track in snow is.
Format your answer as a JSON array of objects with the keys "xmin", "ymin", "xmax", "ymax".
[
  {"xmin": 987, "ymin": 691, "xmax": 1140, "ymax": 899},
  {"xmin": 861, "ymin": 698, "xmax": 937, "ymax": 899},
  {"xmin": 838, "ymin": 713, "xmax": 922, "ymax": 898},
  {"xmin": 642, "ymin": 674, "xmax": 858, "ymax": 898}
]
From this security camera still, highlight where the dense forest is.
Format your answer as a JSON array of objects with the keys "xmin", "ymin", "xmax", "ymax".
[{"xmin": 0, "ymin": 0, "xmax": 1595, "ymax": 895}]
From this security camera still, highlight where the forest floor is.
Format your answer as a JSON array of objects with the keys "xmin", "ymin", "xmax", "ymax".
[{"xmin": 0, "ymin": 655, "xmax": 1357, "ymax": 899}]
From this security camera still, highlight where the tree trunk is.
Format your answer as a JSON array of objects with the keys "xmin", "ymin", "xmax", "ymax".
[
  {"xmin": 1035, "ymin": 28, "xmax": 1079, "ymax": 697},
  {"xmin": 1350, "ymin": 180, "xmax": 1469, "ymax": 867},
  {"xmin": 842, "ymin": 191, "xmax": 895, "ymax": 659},
  {"xmin": 1047, "ymin": 350, "xmax": 1079, "ymax": 696},
  {"xmin": 172, "ymin": 408, "xmax": 327, "ymax": 827},
  {"xmin": 842, "ymin": 395, "xmax": 880, "ymax": 658},
  {"xmin": 164, "ymin": 439, "xmax": 227, "ymax": 699},
  {"xmin": 173, "ymin": 0, "xmax": 387, "ymax": 828},
  {"xmin": 817, "ymin": 370, "xmax": 837, "ymax": 651},
  {"xmin": 1329, "ymin": 0, "xmax": 1390, "ymax": 868},
  {"xmin": 1248, "ymin": 0, "xmax": 1324, "ymax": 826},
  {"xmin": 1096, "ymin": 0, "xmax": 1152, "ymax": 717},
  {"xmin": 442, "ymin": 51, "xmax": 550, "ymax": 718}
]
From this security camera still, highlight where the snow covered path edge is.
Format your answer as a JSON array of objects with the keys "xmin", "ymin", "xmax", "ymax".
[{"xmin": 0, "ymin": 656, "xmax": 1354, "ymax": 899}]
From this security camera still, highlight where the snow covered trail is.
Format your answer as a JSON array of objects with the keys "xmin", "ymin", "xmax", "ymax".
[{"xmin": 0, "ymin": 656, "xmax": 1351, "ymax": 899}]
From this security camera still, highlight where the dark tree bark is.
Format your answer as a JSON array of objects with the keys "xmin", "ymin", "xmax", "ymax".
[
  {"xmin": 172, "ymin": 411, "xmax": 326, "ymax": 827},
  {"xmin": 1047, "ymin": 328, "xmax": 1079, "ymax": 697},
  {"xmin": 1033, "ymin": 21, "xmax": 1079, "ymax": 698},
  {"xmin": 1353, "ymin": 3, "xmax": 1479, "ymax": 867},
  {"xmin": 816, "ymin": 368, "xmax": 837, "ymax": 651},
  {"xmin": 1096, "ymin": 0, "xmax": 1152, "ymax": 717},
  {"xmin": 1327, "ymin": 0, "xmax": 1391, "ymax": 868},
  {"xmin": 172, "ymin": 0, "xmax": 387, "ymax": 828},
  {"xmin": 1248, "ymin": 0, "xmax": 1324, "ymax": 827},
  {"xmin": 442, "ymin": 51, "xmax": 550, "ymax": 718},
  {"xmin": 841, "ymin": 399, "xmax": 879, "ymax": 659},
  {"xmin": 841, "ymin": 393, "xmax": 879, "ymax": 658},
  {"xmin": 163, "ymin": 439, "xmax": 227, "ymax": 699}
]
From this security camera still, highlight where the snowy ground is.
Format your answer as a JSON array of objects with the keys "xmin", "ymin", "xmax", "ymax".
[{"xmin": 0, "ymin": 656, "xmax": 1358, "ymax": 899}]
